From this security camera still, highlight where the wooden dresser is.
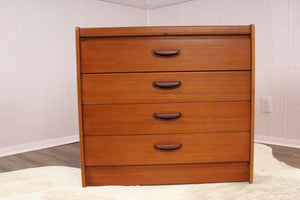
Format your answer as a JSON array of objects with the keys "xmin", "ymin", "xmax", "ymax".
[{"xmin": 76, "ymin": 25, "xmax": 255, "ymax": 187}]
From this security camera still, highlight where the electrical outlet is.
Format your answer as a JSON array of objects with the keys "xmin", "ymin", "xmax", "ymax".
[{"xmin": 262, "ymin": 96, "xmax": 272, "ymax": 113}]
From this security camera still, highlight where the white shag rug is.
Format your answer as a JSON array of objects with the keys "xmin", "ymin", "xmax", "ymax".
[{"xmin": 0, "ymin": 143, "xmax": 300, "ymax": 200}]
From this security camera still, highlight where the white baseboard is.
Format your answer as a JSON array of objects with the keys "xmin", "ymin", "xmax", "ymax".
[
  {"xmin": 0, "ymin": 135, "xmax": 79, "ymax": 157},
  {"xmin": 255, "ymin": 135, "xmax": 300, "ymax": 149}
]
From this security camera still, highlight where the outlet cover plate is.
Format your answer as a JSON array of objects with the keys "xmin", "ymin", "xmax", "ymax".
[
  {"xmin": 262, "ymin": 96, "xmax": 272, "ymax": 113},
  {"xmin": 99, "ymin": 0, "xmax": 193, "ymax": 9}
]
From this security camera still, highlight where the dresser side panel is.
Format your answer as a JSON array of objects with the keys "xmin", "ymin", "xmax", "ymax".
[
  {"xmin": 76, "ymin": 27, "xmax": 86, "ymax": 187},
  {"xmin": 249, "ymin": 24, "xmax": 255, "ymax": 183}
]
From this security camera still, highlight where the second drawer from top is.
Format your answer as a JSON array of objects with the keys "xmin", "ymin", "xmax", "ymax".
[{"xmin": 81, "ymin": 71, "xmax": 250, "ymax": 105}]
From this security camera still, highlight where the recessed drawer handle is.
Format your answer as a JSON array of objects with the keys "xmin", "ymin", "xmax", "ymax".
[
  {"xmin": 154, "ymin": 143, "xmax": 182, "ymax": 151},
  {"xmin": 153, "ymin": 113, "xmax": 182, "ymax": 121},
  {"xmin": 152, "ymin": 50, "xmax": 181, "ymax": 57},
  {"xmin": 152, "ymin": 81, "xmax": 181, "ymax": 89}
]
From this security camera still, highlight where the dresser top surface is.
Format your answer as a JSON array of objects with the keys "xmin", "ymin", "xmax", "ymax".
[{"xmin": 77, "ymin": 25, "xmax": 253, "ymax": 37}]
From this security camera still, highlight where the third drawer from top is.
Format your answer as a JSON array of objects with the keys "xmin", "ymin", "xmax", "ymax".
[{"xmin": 83, "ymin": 101, "xmax": 250, "ymax": 135}]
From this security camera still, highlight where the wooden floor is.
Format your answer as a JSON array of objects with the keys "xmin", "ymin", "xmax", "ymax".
[
  {"xmin": 267, "ymin": 144, "xmax": 300, "ymax": 169},
  {"xmin": 0, "ymin": 143, "xmax": 80, "ymax": 173},
  {"xmin": 0, "ymin": 142, "xmax": 299, "ymax": 173}
]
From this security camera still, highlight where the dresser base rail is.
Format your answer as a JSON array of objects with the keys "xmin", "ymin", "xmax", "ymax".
[{"xmin": 84, "ymin": 162, "xmax": 249, "ymax": 186}]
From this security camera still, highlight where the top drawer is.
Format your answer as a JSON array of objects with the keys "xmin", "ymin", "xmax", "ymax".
[{"xmin": 80, "ymin": 35, "xmax": 250, "ymax": 73}]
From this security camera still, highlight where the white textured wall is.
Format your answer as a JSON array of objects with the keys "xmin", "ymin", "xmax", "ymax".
[
  {"xmin": 149, "ymin": 0, "xmax": 300, "ymax": 148},
  {"xmin": 1, "ymin": 0, "xmax": 300, "ymax": 157},
  {"xmin": 0, "ymin": 0, "xmax": 147, "ymax": 156}
]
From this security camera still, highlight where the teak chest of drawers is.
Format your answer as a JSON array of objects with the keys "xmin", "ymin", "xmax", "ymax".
[{"xmin": 76, "ymin": 25, "xmax": 255, "ymax": 187}]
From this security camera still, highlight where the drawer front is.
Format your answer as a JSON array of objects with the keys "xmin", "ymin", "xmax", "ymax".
[
  {"xmin": 83, "ymin": 102, "xmax": 250, "ymax": 135},
  {"xmin": 85, "ymin": 162, "xmax": 249, "ymax": 186},
  {"xmin": 80, "ymin": 35, "xmax": 250, "ymax": 73},
  {"xmin": 81, "ymin": 71, "xmax": 250, "ymax": 105},
  {"xmin": 84, "ymin": 132, "xmax": 250, "ymax": 166}
]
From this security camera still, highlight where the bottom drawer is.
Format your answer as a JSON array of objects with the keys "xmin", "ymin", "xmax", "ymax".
[
  {"xmin": 84, "ymin": 132, "xmax": 250, "ymax": 166},
  {"xmin": 85, "ymin": 162, "xmax": 249, "ymax": 186}
]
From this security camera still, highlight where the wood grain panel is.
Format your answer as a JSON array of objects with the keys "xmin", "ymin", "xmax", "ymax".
[
  {"xmin": 76, "ymin": 25, "xmax": 255, "ymax": 186},
  {"xmin": 85, "ymin": 162, "xmax": 249, "ymax": 186},
  {"xmin": 79, "ymin": 26, "xmax": 251, "ymax": 37},
  {"xmin": 81, "ymin": 71, "xmax": 251, "ymax": 105},
  {"xmin": 83, "ymin": 102, "xmax": 250, "ymax": 135},
  {"xmin": 84, "ymin": 132, "xmax": 250, "ymax": 166},
  {"xmin": 80, "ymin": 35, "xmax": 251, "ymax": 73}
]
